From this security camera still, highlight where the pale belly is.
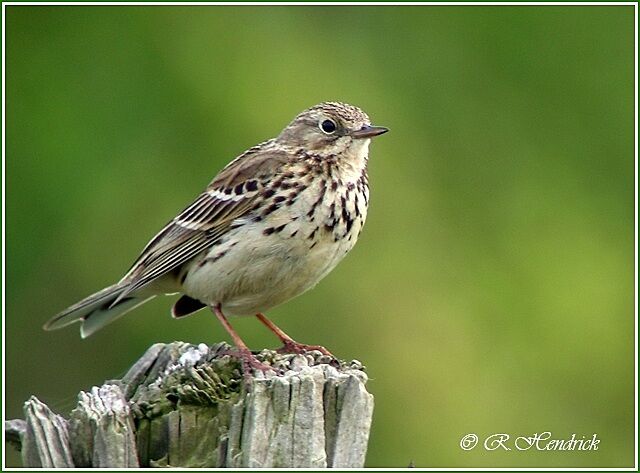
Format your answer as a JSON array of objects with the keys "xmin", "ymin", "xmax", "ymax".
[{"xmin": 180, "ymin": 223, "xmax": 355, "ymax": 316}]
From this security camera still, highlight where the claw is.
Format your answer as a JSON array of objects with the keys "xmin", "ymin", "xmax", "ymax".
[
  {"xmin": 277, "ymin": 340, "xmax": 335, "ymax": 359},
  {"xmin": 221, "ymin": 347, "xmax": 275, "ymax": 378}
]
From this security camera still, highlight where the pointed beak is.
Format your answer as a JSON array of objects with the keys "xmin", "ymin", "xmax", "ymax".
[{"xmin": 351, "ymin": 125, "xmax": 389, "ymax": 139}]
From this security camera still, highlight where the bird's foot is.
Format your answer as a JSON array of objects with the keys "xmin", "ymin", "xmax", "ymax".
[
  {"xmin": 221, "ymin": 347, "xmax": 277, "ymax": 378},
  {"xmin": 277, "ymin": 340, "xmax": 335, "ymax": 358}
]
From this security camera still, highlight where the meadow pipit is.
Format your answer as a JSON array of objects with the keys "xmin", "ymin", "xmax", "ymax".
[{"xmin": 44, "ymin": 102, "xmax": 388, "ymax": 373}]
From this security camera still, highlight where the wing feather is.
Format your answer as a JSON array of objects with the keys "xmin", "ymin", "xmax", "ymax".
[{"xmin": 114, "ymin": 141, "xmax": 291, "ymax": 300}]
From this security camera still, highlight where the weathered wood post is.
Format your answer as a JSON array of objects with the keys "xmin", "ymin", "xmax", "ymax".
[{"xmin": 5, "ymin": 342, "xmax": 374, "ymax": 468}]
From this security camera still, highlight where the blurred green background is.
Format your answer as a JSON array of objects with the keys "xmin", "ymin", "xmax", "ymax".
[{"xmin": 4, "ymin": 5, "xmax": 635, "ymax": 468}]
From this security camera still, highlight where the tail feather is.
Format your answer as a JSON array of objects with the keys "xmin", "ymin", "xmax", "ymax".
[{"xmin": 44, "ymin": 283, "xmax": 155, "ymax": 338}]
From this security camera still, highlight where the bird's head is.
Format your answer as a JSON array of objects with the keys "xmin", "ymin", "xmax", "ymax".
[{"xmin": 277, "ymin": 102, "xmax": 388, "ymax": 164}]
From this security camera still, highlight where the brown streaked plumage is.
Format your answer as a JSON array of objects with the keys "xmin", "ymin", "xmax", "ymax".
[{"xmin": 44, "ymin": 102, "xmax": 388, "ymax": 374}]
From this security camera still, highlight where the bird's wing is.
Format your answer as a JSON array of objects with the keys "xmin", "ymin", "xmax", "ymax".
[{"xmin": 116, "ymin": 140, "xmax": 290, "ymax": 299}]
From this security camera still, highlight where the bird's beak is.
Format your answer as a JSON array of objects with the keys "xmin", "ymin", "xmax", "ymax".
[{"xmin": 351, "ymin": 125, "xmax": 389, "ymax": 139}]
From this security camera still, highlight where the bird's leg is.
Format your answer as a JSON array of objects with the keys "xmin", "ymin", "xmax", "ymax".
[
  {"xmin": 255, "ymin": 312, "xmax": 335, "ymax": 358},
  {"xmin": 211, "ymin": 304, "xmax": 274, "ymax": 375}
]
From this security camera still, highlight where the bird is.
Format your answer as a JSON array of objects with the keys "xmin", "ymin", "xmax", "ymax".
[{"xmin": 44, "ymin": 101, "xmax": 388, "ymax": 373}]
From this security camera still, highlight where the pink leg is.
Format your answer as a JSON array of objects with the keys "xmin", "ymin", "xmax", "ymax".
[
  {"xmin": 255, "ymin": 312, "xmax": 335, "ymax": 358},
  {"xmin": 211, "ymin": 304, "xmax": 273, "ymax": 375}
]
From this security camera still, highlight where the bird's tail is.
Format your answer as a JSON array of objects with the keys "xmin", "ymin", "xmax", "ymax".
[{"xmin": 43, "ymin": 283, "xmax": 155, "ymax": 338}]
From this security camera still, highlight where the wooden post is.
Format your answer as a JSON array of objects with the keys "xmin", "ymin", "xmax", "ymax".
[{"xmin": 5, "ymin": 342, "xmax": 374, "ymax": 468}]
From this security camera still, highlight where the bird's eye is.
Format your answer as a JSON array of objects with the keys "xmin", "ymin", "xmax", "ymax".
[{"xmin": 320, "ymin": 119, "xmax": 337, "ymax": 134}]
